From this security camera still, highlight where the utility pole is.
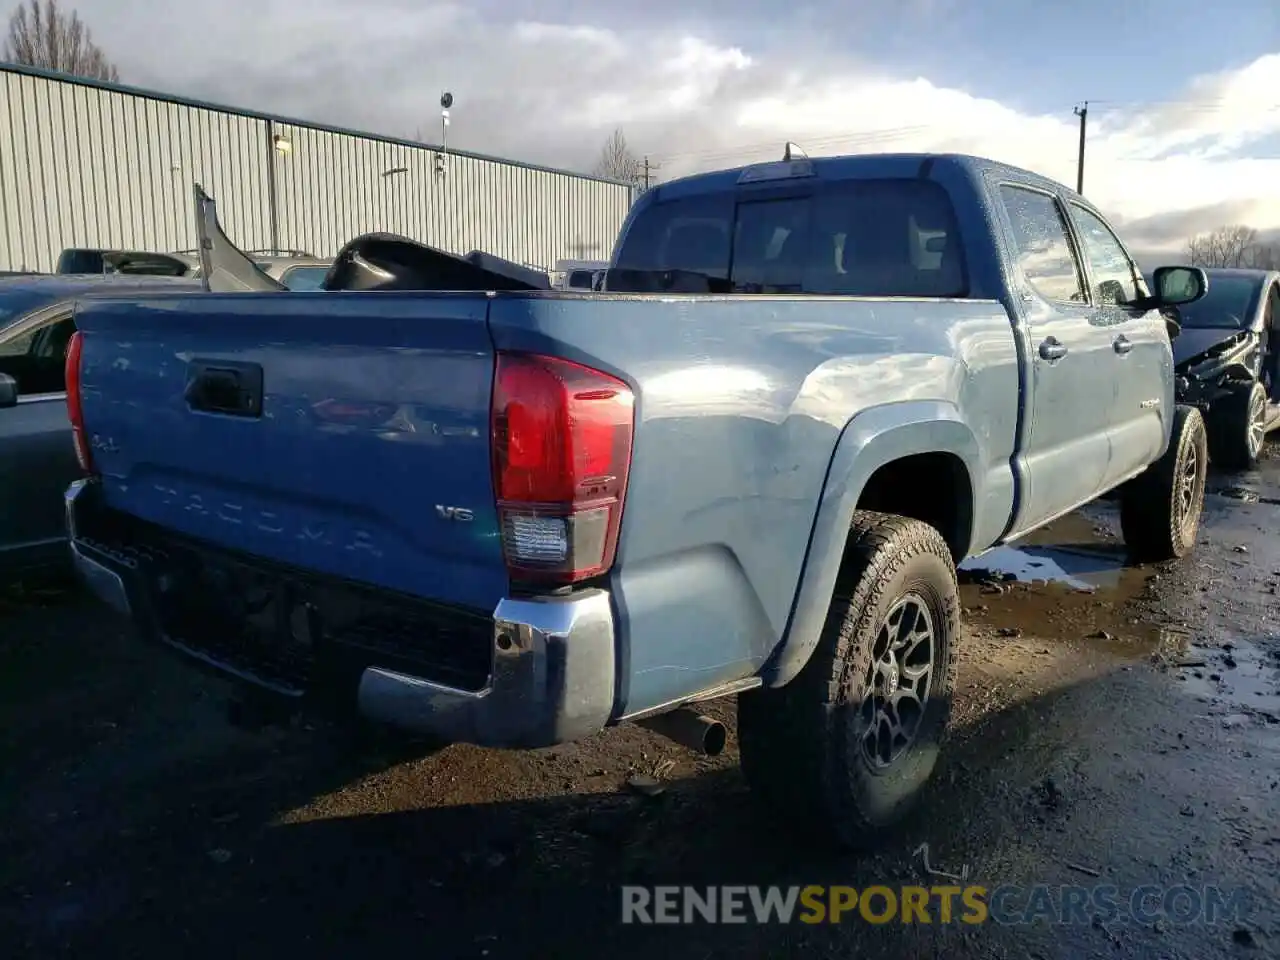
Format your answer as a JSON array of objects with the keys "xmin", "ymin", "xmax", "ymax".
[
  {"xmin": 1073, "ymin": 102, "xmax": 1088, "ymax": 195},
  {"xmin": 642, "ymin": 155, "xmax": 660, "ymax": 191}
]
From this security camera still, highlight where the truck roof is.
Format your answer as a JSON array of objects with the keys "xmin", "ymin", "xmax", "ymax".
[
  {"xmin": 0, "ymin": 273, "xmax": 202, "ymax": 297},
  {"xmin": 650, "ymin": 152, "xmax": 1078, "ymax": 204},
  {"xmin": 0, "ymin": 274, "xmax": 202, "ymax": 325}
]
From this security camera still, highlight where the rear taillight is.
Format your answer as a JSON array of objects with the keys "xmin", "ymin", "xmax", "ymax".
[
  {"xmin": 491, "ymin": 352, "xmax": 634, "ymax": 585},
  {"xmin": 65, "ymin": 330, "xmax": 94, "ymax": 475}
]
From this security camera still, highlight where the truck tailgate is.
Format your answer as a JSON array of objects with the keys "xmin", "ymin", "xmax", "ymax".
[{"xmin": 73, "ymin": 292, "xmax": 505, "ymax": 613}]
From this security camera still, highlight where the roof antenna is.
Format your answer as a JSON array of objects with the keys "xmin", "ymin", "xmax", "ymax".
[{"xmin": 783, "ymin": 141, "xmax": 808, "ymax": 161}]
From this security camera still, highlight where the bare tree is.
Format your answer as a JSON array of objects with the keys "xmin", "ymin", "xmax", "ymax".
[
  {"xmin": 593, "ymin": 128, "xmax": 645, "ymax": 187},
  {"xmin": 3, "ymin": 0, "xmax": 119, "ymax": 82},
  {"xmin": 1243, "ymin": 243, "xmax": 1280, "ymax": 271},
  {"xmin": 1185, "ymin": 225, "xmax": 1260, "ymax": 269}
]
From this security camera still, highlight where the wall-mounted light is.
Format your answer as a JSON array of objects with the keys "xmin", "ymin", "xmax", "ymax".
[
  {"xmin": 437, "ymin": 91, "xmax": 454, "ymax": 177},
  {"xmin": 381, "ymin": 166, "xmax": 409, "ymax": 178},
  {"xmin": 273, "ymin": 134, "xmax": 292, "ymax": 155}
]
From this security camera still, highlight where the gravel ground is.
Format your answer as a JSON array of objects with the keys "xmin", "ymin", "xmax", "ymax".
[{"xmin": 1, "ymin": 454, "xmax": 1278, "ymax": 959}]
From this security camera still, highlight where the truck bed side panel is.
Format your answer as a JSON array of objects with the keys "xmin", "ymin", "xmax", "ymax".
[
  {"xmin": 487, "ymin": 293, "xmax": 1020, "ymax": 716},
  {"xmin": 74, "ymin": 293, "xmax": 506, "ymax": 614}
]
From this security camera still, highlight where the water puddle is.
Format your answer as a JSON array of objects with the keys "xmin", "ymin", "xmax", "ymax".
[
  {"xmin": 959, "ymin": 544, "xmax": 1120, "ymax": 592},
  {"xmin": 952, "ymin": 496, "xmax": 1280, "ymax": 723},
  {"xmin": 1165, "ymin": 633, "xmax": 1280, "ymax": 723},
  {"xmin": 959, "ymin": 512, "xmax": 1132, "ymax": 592},
  {"xmin": 1206, "ymin": 455, "xmax": 1280, "ymax": 506},
  {"xmin": 1208, "ymin": 484, "xmax": 1266, "ymax": 505},
  {"xmin": 1205, "ymin": 480, "xmax": 1280, "ymax": 507},
  {"xmin": 957, "ymin": 511, "xmax": 1161, "ymax": 650}
]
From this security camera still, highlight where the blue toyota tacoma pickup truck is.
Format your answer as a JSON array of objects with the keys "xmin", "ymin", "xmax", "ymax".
[{"xmin": 63, "ymin": 152, "xmax": 1208, "ymax": 845}]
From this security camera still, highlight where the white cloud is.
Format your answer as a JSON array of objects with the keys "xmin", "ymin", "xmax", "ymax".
[{"xmin": 87, "ymin": 1, "xmax": 1280, "ymax": 254}]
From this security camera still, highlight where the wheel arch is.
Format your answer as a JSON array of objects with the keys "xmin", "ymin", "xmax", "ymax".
[{"xmin": 760, "ymin": 402, "xmax": 981, "ymax": 689}]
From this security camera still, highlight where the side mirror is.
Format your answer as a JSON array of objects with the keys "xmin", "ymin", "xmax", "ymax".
[
  {"xmin": 1152, "ymin": 265, "xmax": 1208, "ymax": 306},
  {"xmin": 0, "ymin": 372, "xmax": 18, "ymax": 408}
]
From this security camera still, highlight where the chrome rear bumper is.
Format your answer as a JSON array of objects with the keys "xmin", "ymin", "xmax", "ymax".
[{"xmin": 64, "ymin": 479, "xmax": 617, "ymax": 747}]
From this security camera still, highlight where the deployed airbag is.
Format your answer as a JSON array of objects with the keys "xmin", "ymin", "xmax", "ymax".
[{"xmin": 323, "ymin": 234, "xmax": 551, "ymax": 292}]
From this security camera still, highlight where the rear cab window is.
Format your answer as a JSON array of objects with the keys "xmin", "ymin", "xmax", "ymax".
[{"xmin": 609, "ymin": 177, "xmax": 967, "ymax": 297}]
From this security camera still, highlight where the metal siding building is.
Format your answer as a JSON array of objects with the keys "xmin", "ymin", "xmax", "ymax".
[{"xmin": 0, "ymin": 63, "xmax": 634, "ymax": 273}]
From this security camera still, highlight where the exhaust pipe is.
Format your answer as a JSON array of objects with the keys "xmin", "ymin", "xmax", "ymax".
[{"xmin": 636, "ymin": 708, "xmax": 727, "ymax": 756}]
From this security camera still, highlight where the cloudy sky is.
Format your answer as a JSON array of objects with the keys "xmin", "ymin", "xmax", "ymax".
[{"xmin": 76, "ymin": 0, "xmax": 1280, "ymax": 257}]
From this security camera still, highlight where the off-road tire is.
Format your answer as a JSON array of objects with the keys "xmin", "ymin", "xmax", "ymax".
[
  {"xmin": 1120, "ymin": 404, "xmax": 1208, "ymax": 563},
  {"xmin": 737, "ymin": 512, "xmax": 960, "ymax": 849},
  {"xmin": 1208, "ymin": 379, "xmax": 1266, "ymax": 471}
]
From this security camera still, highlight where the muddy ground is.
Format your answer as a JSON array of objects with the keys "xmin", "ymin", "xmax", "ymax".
[{"xmin": 2, "ymin": 456, "xmax": 1279, "ymax": 959}]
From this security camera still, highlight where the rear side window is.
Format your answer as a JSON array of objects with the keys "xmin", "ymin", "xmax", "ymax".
[
  {"xmin": 808, "ymin": 180, "xmax": 965, "ymax": 297},
  {"xmin": 609, "ymin": 179, "xmax": 966, "ymax": 297},
  {"xmin": 999, "ymin": 185, "xmax": 1085, "ymax": 303}
]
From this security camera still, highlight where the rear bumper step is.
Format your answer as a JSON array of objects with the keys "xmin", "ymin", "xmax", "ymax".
[{"xmin": 64, "ymin": 479, "xmax": 617, "ymax": 748}]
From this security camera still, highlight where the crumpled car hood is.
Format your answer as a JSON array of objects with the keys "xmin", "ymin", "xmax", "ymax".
[{"xmin": 1172, "ymin": 327, "xmax": 1248, "ymax": 368}]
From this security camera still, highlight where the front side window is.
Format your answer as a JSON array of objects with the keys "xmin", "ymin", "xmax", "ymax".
[
  {"xmin": 1069, "ymin": 204, "xmax": 1138, "ymax": 305},
  {"xmin": 0, "ymin": 321, "xmax": 39, "ymax": 357},
  {"xmin": 999, "ymin": 185, "xmax": 1085, "ymax": 304},
  {"xmin": 0, "ymin": 309, "xmax": 75, "ymax": 395}
]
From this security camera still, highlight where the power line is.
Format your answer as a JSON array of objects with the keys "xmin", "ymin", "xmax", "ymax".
[
  {"xmin": 651, "ymin": 124, "xmax": 932, "ymax": 165},
  {"xmin": 1091, "ymin": 96, "xmax": 1272, "ymax": 107},
  {"xmin": 1111, "ymin": 154, "xmax": 1280, "ymax": 162},
  {"xmin": 638, "ymin": 95, "xmax": 1280, "ymax": 190},
  {"xmin": 649, "ymin": 96, "xmax": 1277, "ymax": 169}
]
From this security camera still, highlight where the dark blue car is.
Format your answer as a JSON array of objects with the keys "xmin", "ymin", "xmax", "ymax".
[
  {"xmin": 1150, "ymin": 267, "xmax": 1280, "ymax": 468},
  {"xmin": 0, "ymin": 274, "xmax": 201, "ymax": 579}
]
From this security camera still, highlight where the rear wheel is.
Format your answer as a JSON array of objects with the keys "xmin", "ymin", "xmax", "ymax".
[
  {"xmin": 1120, "ymin": 405, "xmax": 1208, "ymax": 563},
  {"xmin": 738, "ymin": 512, "xmax": 959, "ymax": 848},
  {"xmin": 1208, "ymin": 380, "xmax": 1267, "ymax": 470}
]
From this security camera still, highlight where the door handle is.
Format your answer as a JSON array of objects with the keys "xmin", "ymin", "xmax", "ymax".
[
  {"xmin": 1113, "ymin": 335, "xmax": 1133, "ymax": 355},
  {"xmin": 184, "ymin": 360, "xmax": 264, "ymax": 418},
  {"xmin": 1038, "ymin": 337, "xmax": 1068, "ymax": 361}
]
